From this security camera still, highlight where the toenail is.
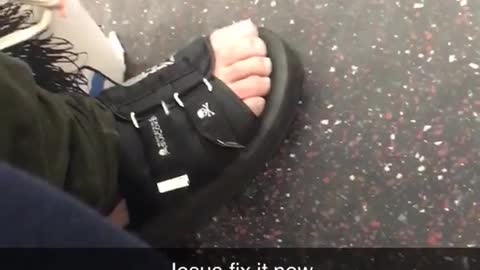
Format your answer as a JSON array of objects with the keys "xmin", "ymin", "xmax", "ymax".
[{"xmin": 264, "ymin": 58, "xmax": 272, "ymax": 70}]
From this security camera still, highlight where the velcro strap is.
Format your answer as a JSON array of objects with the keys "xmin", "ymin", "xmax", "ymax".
[
  {"xmin": 115, "ymin": 60, "xmax": 207, "ymax": 117},
  {"xmin": 131, "ymin": 80, "xmax": 256, "ymax": 189},
  {"xmin": 99, "ymin": 36, "xmax": 259, "ymax": 198}
]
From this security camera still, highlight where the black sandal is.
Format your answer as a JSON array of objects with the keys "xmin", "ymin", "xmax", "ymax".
[{"xmin": 97, "ymin": 28, "xmax": 304, "ymax": 246}]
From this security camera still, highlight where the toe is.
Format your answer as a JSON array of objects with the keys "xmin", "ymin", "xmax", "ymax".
[
  {"xmin": 219, "ymin": 57, "xmax": 272, "ymax": 83},
  {"xmin": 243, "ymin": 97, "xmax": 266, "ymax": 117},
  {"xmin": 214, "ymin": 36, "xmax": 267, "ymax": 66},
  {"xmin": 229, "ymin": 76, "xmax": 271, "ymax": 99},
  {"xmin": 211, "ymin": 19, "xmax": 258, "ymax": 43}
]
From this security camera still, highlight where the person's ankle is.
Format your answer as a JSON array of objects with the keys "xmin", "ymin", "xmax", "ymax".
[{"xmin": 108, "ymin": 199, "xmax": 130, "ymax": 228}]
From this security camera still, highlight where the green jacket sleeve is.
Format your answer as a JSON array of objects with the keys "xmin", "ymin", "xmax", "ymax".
[{"xmin": 0, "ymin": 53, "xmax": 119, "ymax": 214}]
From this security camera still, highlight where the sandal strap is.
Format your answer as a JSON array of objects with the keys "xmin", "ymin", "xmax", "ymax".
[{"xmin": 97, "ymin": 37, "xmax": 259, "ymax": 219}]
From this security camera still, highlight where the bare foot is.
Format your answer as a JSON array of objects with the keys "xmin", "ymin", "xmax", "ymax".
[{"xmin": 108, "ymin": 199, "xmax": 129, "ymax": 227}]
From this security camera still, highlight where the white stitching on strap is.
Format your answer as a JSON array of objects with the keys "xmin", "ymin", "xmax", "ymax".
[
  {"xmin": 130, "ymin": 112, "xmax": 140, "ymax": 129},
  {"xmin": 203, "ymin": 78, "xmax": 213, "ymax": 92},
  {"xmin": 161, "ymin": 100, "xmax": 170, "ymax": 116},
  {"xmin": 173, "ymin": 92, "xmax": 184, "ymax": 107}
]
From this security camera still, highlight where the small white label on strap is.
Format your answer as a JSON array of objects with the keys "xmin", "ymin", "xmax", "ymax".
[{"xmin": 157, "ymin": 174, "xmax": 190, "ymax": 193}]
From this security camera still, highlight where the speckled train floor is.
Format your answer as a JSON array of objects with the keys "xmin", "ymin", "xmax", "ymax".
[{"xmin": 85, "ymin": 0, "xmax": 480, "ymax": 247}]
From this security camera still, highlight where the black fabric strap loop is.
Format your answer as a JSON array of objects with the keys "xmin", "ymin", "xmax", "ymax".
[
  {"xmin": 115, "ymin": 61, "xmax": 209, "ymax": 119},
  {"xmin": 157, "ymin": 59, "xmax": 194, "ymax": 83},
  {"xmin": 117, "ymin": 84, "xmax": 173, "ymax": 117},
  {"xmin": 169, "ymin": 69, "xmax": 206, "ymax": 96}
]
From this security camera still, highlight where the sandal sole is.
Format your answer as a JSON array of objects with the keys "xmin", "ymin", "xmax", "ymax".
[{"xmin": 137, "ymin": 28, "xmax": 305, "ymax": 246}]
